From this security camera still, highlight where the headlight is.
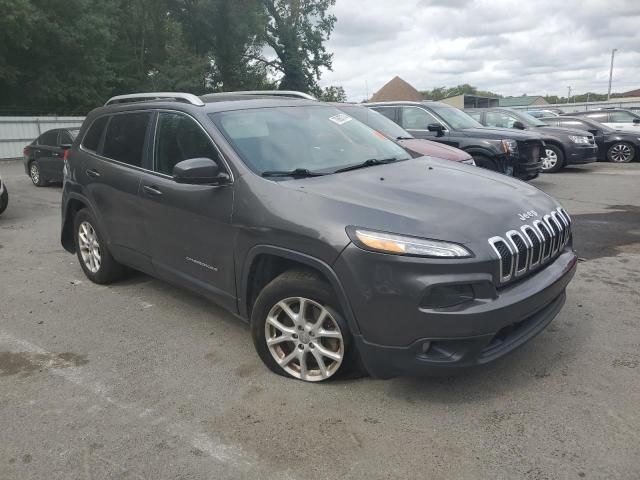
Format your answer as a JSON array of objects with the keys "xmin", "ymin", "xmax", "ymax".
[
  {"xmin": 348, "ymin": 228, "xmax": 472, "ymax": 258},
  {"xmin": 461, "ymin": 158, "xmax": 476, "ymax": 166},
  {"xmin": 568, "ymin": 135, "xmax": 590, "ymax": 144},
  {"xmin": 501, "ymin": 139, "xmax": 518, "ymax": 155}
]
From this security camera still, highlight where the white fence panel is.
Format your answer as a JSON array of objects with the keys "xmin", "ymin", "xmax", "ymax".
[{"xmin": 0, "ymin": 116, "xmax": 85, "ymax": 159}]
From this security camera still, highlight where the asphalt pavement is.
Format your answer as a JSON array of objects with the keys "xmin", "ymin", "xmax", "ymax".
[{"xmin": 1, "ymin": 160, "xmax": 639, "ymax": 480}]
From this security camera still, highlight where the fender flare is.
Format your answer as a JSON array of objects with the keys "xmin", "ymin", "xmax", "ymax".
[
  {"xmin": 238, "ymin": 245, "xmax": 361, "ymax": 335},
  {"xmin": 61, "ymin": 192, "xmax": 111, "ymax": 253}
]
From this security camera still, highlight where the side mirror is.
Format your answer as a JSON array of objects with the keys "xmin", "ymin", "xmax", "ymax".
[
  {"xmin": 427, "ymin": 123, "xmax": 445, "ymax": 137},
  {"xmin": 512, "ymin": 121, "xmax": 526, "ymax": 130},
  {"xmin": 633, "ymin": 118, "xmax": 640, "ymax": 125},
  {"xmin": 173, "ymin": 157, "xmax": 230, "ymax": 185},
  {"xmin": 60, "ymin": 143, "xmax": 73, "ymax": 149}
]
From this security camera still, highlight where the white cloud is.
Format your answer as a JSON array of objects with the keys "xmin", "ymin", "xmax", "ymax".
[{"xmin": 320, "ymin": 0, "xmax": 640, "ymax": 101}]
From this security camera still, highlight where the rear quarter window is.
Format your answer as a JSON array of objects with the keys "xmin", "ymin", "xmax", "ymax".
[{"xmin": 82, "ymin": 116, "xmax": 109, "ymax": 152}]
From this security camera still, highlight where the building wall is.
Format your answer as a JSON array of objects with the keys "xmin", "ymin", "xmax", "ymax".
[
  {"xmin": 441, "ymin": 95, "xmax": 464, "ymax": 109},
  {"xmin": 513, "ymin": 97, "xmax": 640, "ymax": 113},
  {"xmin": 531, "ymin": 97, "xmax": 549, "ymax": 106},
  {"xmin": 0, "ymin": 116, "xmax": 85, "ymax": 159}
]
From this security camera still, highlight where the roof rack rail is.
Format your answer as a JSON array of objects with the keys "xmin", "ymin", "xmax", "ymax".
[
  {"xmin": 105, "ymin": 92, "xmax": 205, "ymax": 107},
  {"xmin": 212, "ymin": 90, "xmax": 317, "ymax": 100}
]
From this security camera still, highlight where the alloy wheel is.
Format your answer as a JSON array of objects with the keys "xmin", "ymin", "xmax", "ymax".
[
  {"xmin": 541, "ymin": 149, "xmax": 558, "ymax": 171},
  {"xmin": 265, "ymin": 297, "xmax": 344, "ymax": 382},
  {"xmin": 608, "ymin": 143, "xmax": 632, "ymax": 163},
  {"xmin": 30, "ymin": 164, "xmax": 40, "ymax": 184},
  {"xmin": 78, "ymin": 221, "xmax": 101, "ymax": 273}
]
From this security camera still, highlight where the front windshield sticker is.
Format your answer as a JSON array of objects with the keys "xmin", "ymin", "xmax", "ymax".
[{"xmin": 328, "ymin": 113, "xmax": 353, "ymax": 125}]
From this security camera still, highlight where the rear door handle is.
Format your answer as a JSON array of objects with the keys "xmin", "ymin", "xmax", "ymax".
[
  {"xmin": 85, "ymin": 169, "xmax": 101, "ymax": 178},
  {"xmin": 142, "ymin": 185, "xmax": 163, "ymax": 196}
]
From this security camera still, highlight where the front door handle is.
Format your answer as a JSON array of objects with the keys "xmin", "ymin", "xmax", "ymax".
[
  {"xmin": 85, "ymin": 169, "xmax": 101, "ymax": 178},
  {"xmin": 142, "ymin": 185, "xmax": 163, "ymax": 196}
]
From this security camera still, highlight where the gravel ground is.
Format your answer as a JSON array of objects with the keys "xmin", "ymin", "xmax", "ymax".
[{"xmin": 1, "ymin": 160, "xmax": 639, "ymax": 480}]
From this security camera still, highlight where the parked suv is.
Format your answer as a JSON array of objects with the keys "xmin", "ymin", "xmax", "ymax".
[
  {"xmin": 24, "ymin": 128, "xmax": 79, "ymax": 186},
  {"xmin": 567, "ymin": 109, "xmax": 640, "ymax": 131},
  {"xmin": 333, "ymin": 103, "xmax": 475, "ymax": 165},
  {"xmin": 543, "ymin": 116, "xmax": 640, "ymax": 163},
  {"xmin": 466, "ymin": 107, "xmax": 598, "ymax": 173},
  {"xmin": 61, "ymin": 92, "xmax": 577, "ymax": 382},
  {"xmin": 365, "ymin": 101, "xmax": 545, "ymax": 180}
]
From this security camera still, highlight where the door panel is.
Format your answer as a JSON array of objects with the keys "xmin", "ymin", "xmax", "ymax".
[
  {"xmin": 82, "ymin": 112, "xmax": 153, "ymax": 270},
  {"xmin": 139, "ymin": 111, "xmax": 236, "ymax": 309},
  {"xmin": 35, "ymin": 130, "xmax": 64, "ymax": 179}
]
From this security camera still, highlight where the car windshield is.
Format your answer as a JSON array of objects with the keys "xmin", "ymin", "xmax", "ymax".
[
  {"xmin": 429, "ymin": 104, "xmax": 482, "ymax": 129},
  {"xmin": 337, "ymin": 106, "xmax": 413, "ymax": 140},
  {"xmin": 518, "ymin": 111, "xmax": 547, "ymax": 126},
  {"xmin": 210, "ymin": 105, "xmax": 411, "ymax": 176}
]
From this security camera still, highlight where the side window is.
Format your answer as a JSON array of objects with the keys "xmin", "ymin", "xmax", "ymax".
[
  {"xmin": 485, "ymin": 111, "xmax": 515, "ymax": 128},
  {"xmin": 82, "ymin": 116, "xmax": 109, "ymax": 152},
  {"xmin": 609, "ymin": 111, "xmax": 636, "ymax": 122},
  {"xmin": 401, "ymin": 107, "xmax": 440, "ymax": 130},
  {"xmin": 585, "ymin": 112, "xmax": 608, "ymax": 122},
  {"xmin": 370, "ymin": 107, "xmax": 396, "ymax": 122},
  {"xmin": 103, "ymin": 112, "xmax": 152, "ymax": 167},
  {"xmin": 154, "ymin": 112, "xmax": 219, "ymax": 175},
  {"xmin": 59, "ymin": 131, "xmax": 74, "ymax": 145},
  {"xmin": 38, "ymin": 130, "xmax": 59, "ymax": 146},
  {"xmin": 466, "ymin": 111, "xmax": 482, "ymax": 122}
]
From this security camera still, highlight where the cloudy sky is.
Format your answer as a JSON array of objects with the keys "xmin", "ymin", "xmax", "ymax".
[{"xmin": 319, "ymin": 0, "xmax": 640, "ymax": 101}]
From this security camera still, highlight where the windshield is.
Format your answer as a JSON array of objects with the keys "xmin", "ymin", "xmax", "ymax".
[
  {"xmin": 210, "ymin": 106, "xmax": 411, "ymax": 176},
  {"xmin": 337, "ymin": 106, "xmax": 412, "ymax": 140},
  {"xmin": 429, "ymin": 104, "xmax": 482, "ymax": 129},
  {"xmin": 518, "ymin": 111, "xmax": 547, "ymax": 126}
]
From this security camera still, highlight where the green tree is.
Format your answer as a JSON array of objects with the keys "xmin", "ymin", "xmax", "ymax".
[
  {"xmin": 318, "ymin": 85, "xmax": 346, "ymax": 102},
  {"xmin": 420, "ymin": 84, "xmax": 502, "ymax": 101},
  {"xmin": 261, "ymin": 0, "xmax": 336, "ymax": 92}
]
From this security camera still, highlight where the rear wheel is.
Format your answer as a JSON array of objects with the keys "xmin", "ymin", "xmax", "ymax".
[
  {"xmin": 0, "ymin": 186, "xmax": 8, "ymax": 215},
  {"xmin": 541, "ymin": 145, "xmax": 564, "ymax": 173},
  {"xmin": 607, "ymin": 142, "xmax": 634, "ymax": 163},
  {"xmin": 251, "ymin": 269, "xmax": 360, "ymax": 382},
  {"xmin": 29, "ymin": 161, "xmax": 46, "ymax": 186},
  {"xmin": 73, "ymin": 209, "xmax": 124, "ymax": 284}
]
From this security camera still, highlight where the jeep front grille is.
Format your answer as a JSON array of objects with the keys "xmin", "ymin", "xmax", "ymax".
[{"xmin": 489, "ymin": 207, "xmax": 571, "ymax": 284}]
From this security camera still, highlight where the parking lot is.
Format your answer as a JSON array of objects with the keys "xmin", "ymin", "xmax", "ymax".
[{"xmin": 1, "ymin": 159, "xmax": 639, "ymax": 479}]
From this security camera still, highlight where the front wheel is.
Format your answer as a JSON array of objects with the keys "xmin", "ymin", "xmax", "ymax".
[
  {"xmin": 541, "ymin": 145, "xmax": 564, "ymax": 173},
  {"xmin": 251, "ymin": 269, "xmax": 358, "ymax": 382},
  {"xmin": 0, "ymin": 186, "xmax": 8, "ymax": 215},
  {"xmin": 29, "ymin": 161, "xmax": 47, "ymax": 186},
  {"xmin": 607, "ymin": 142, "xmax": 634, "ymax": 163}
]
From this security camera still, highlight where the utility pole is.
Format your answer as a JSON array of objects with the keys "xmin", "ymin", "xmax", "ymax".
[
  {"xmin": 607, "ymin": 48, "xmax": 618, "ymax": 101},
  {"xmin": 567, "ymin": 86, "xmax": 572, "ymax": 103}
]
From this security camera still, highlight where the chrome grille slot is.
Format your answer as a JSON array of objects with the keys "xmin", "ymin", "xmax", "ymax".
[{"xmin": 489, "ymin": 208, "xmax": 572, "ymax": 286}]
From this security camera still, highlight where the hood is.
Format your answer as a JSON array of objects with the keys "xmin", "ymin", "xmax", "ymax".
[
  {"xmin": 459, "ymin": 126, "xmax": 544, "ymax": 141},
  {"xmin": 280, "ymin": 157, "xmax": 560, "ymax": 244},
  {"xmin": 534, "ymin": 125, "xmax": 593, "ymax": 137},
  {"xmin": 397, "ymin": 138, "xmax": 472, "ymax": 162}
]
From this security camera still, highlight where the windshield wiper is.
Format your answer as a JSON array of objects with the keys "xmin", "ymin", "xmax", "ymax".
[
  {"xmin": 396, "ymin": 136, "xmax": 413, "ymax": 140},
  {"xmin": 261, "ymin": 168, "xmax": 326, "ymax": 178},
  {"xmin": 333, "ymin": 158, "xmax": 399, "ymax": 174}
]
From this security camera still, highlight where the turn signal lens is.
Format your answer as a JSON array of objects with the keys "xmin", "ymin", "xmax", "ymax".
[{"xmin": 349, "ymin": 228, "xmax": 472, "ymax": 258}]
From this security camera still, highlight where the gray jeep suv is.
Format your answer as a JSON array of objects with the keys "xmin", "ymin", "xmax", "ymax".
[{"xmin": 61, "ymin": 92, "xmax": 577, "ymax": 382}]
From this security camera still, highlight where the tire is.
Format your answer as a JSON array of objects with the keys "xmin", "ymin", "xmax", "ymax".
[
  {"xmin": 607, "ymin": 142, "xmax": 635, "ymax": 163},
  {"xmin": 73, "ymin": 209, "xmax": 124, "ymax": 284},
  {"xmin": 473, "ymin": 155, "xmax": 499, "ymax": 172},
  {"xmin": 541, "ymin": 145, "xmax": 564, "ymax": 173},
  {"xmin": 251, "ymin": 269, "xmax": 361, "ymax": 382},
  {"xmin": 0, "ymin": 186, "xmax": 8, "ymax": 215},
  {"xmin": 29, "ymin": 160, "xmax": 47, "ymax": 186}
]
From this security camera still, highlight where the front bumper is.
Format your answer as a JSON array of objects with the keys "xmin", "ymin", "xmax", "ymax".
[
  {"xmin": 564, "ymin": 143, "xmax": 598, "ymax": 165},
  {"xmin": 334, "ymin": 245, "xmax": 577, "ymax": 378}
]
